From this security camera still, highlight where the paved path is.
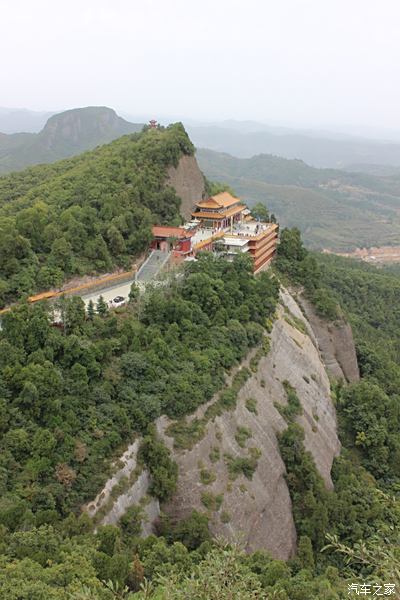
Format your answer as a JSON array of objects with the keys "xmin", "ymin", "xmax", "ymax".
[
  {"xmin": 81, "ymin": 250, "xmax": 170, "ymax": 307},
  {"xmin": 80, "ymin": 279, "xmax": 135, "ymax": 308}
]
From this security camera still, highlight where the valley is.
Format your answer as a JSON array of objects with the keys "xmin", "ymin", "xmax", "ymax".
[
  {"xmin": 196, "ymin": 148, "xmax": 400, "ymax": 251},
  {"xmin": 327, "ymin": 244, "xmax": 400, "ymax": 263}
]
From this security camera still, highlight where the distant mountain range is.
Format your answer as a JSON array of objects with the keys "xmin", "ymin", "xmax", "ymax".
[
  {"xmin": 2, "ymin": 106, "xmax": 400, "ymax": 251},
  {"xmin": 187, "ymin": 123, "xmax": 400, "ymax": 170},
  {"xmin": 197, "ymin": 148, "xmax": 400, "ymax": 251},
  {"xmin": 4, "ymin": 108, "xmax": 400, "ymax": 173},
  {"xmin": 0, "ymin": 107, "xmax": 53, "ymax": 133},
  {"xmin": 0, "ymin": 107, "xmax": 143, "ymax": 174}
]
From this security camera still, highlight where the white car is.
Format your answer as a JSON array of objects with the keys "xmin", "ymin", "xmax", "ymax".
[{"xmin": 109, "ymin": 295, "xmax": 126, "ymax": 308}]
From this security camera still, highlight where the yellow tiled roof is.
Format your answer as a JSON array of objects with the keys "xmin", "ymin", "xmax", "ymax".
[
  {"xmin": 192, "ymin": 205, "xmax": 246, "ymax": 220},
  {"xmin": 211, "ymin": 192, "xmax": 241, "ymax": 207},
  {"xmin": 196, "ymin": 192, "xmax": 241, "ymax": 209}
]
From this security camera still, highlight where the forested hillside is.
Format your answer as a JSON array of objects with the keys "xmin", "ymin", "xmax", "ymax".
[
  {"xmin": 0, "ymin": 254, "xmax": 287, "ymax": 598},
  {"xmin": 0, "ymin": 123, "xmax": 193, "ymax": 307},
  {"xmin": 0, "ymin": 241, "xmax": 398, "ymax": 597},
  {"xmin": 197, "ymin": 148, "xmax": 400, "ymax": 251},
  {"xmin": 0, "ymin": 119, "xmax": 399, "ymax": 597},
  {"xmin": 0, "ymin": 107, "xmax": 142, "ymax": 174},
  {"xmin": 314, "ymin": 253, "xmax": 400, "ymax": 477}
]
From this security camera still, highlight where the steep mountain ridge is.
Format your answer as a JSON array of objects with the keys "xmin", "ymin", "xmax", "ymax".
[
  {"xmin": 298, "ymin": 293, "xmax": 360, "ymax": 382},
  {"xmin": 157, "ymin": 289, "xmax": 340, "ymax": 557},
  {"xmin": 0, "ymin": 106, "xmax": 142, "ymax": 174},
  {"xmin": 166, "ymin": 154, "xmax": 206, "ymax": 219},
  {"xmin": 86, "ymin": 288, "xmax": 343, "ymax": 559}
]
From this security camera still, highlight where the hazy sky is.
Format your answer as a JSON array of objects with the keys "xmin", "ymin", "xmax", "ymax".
[{"xmin": 2, "ymin": 0, "xmax": 400, "ymax": 134}]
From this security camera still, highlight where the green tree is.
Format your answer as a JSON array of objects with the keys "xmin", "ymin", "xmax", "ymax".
[
  {"xmin": 129, "ymin": 282, "xmax": 140, "ymax": 302},
  {"xmin": 87, "ymin": 299, "xmax": 95, "ymax": 320},
  {"xmin": 172, "ymin": 511, "xmax": 211, "ymax": 550},
  {"xmin": 96, "ymin": 295, "xmax": 109, "ymax": 316},
  {"xmin": 250, "ymin": 202, "xmax": 269, "ymax": 222}
]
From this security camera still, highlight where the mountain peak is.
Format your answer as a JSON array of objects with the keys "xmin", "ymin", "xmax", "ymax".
[
  {"xmin": 39, "ymin": 106, "xmax": 142, "ymax": 151},
  {"xmin": 0, "ymin": 106, "xmax": 143, "ymax": 173}
]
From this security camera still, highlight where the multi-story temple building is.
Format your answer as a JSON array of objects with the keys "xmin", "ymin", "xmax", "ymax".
[
  {"xmin": 190, "ymin": 191, "xmax": 246, "ymax": 230},
  {"xmin": 151, "ymin": 192, "xmax": 278, "ymax": 272}
]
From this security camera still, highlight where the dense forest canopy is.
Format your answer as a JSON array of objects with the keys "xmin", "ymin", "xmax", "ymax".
[
  {"xmin": 0, "ymin": 253, "xmax": 278, "ymax": 555},
  {"xmin": 0, "ymin": 123, "xmax": 194, "ymax": 307}
]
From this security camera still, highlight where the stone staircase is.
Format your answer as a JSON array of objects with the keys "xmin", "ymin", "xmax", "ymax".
[{"xmin": 135, "ymin": 250, "xmax": 170, "ymax": 283}]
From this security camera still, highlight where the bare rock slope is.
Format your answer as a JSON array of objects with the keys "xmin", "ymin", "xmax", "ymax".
[
  {"xmin": 157, "ymin": 289, "xmax": 341, "ymax": 559},
  {"xmin": 298, "ymin": 293, "xmax": 360, "ymax": 382},
  {"xmin": 167, "ymin": 154, "xmax": 206, "ymax": 219}
]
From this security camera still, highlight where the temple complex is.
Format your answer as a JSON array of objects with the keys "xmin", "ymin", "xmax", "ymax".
[{"xmin": 151, "ymin": 192, "xmax": 278, "ymax": 272}]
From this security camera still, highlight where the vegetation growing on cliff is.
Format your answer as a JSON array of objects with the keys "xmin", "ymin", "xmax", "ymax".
[
  {"xmin": 0, "ymin": 253, "xmax": 278, "ymax": 532},
  {"xmin": 276, "ymin": 226, "xmax": 339, "ymax": 319},
  {"xmin": 274, "ymin": 229, "xmax": 400, "ymax": 591},
  {"xmin": 1, "ymin": 140, "xmax": 399, "ymax": 598},
  {"xmin": 315, "ymin": 252, "xmax": 400, "ymax": 483}
]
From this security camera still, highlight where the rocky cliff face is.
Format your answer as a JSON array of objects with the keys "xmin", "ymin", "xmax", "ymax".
[
  {"xmin": 167, "ymin": 154, "xmax": 206, "ymax": 220},
  {"xmin": 84, "ymin": 440, "xmax": 159, "ymax": 536},
  {"xmin": 297, "ymin": 293, "xmax": 360, "ymax": 383},
  {"xmin": 156, "ymin": 289, "xmax": 340, "ymax": 558},
  {"xmin": 84, "ymin": 289, "xmax": 346, "ymax": 559}
]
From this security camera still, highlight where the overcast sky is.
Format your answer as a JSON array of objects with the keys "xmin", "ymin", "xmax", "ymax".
[{"xmin": 2, "ymin": 0, "xmax": 400, "ymax": 135}]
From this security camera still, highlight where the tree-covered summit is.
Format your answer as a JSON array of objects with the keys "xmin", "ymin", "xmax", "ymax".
[{"xmin": 0, "ymin": 123, "xmax": 194, "ymax": 306}]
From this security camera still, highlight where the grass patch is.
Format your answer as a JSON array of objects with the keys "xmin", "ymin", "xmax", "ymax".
[
  {"xmin": 220, "ymin": 510, "xmax": 231, "ymax": 523},
  {"xmin": 209, "ymin": 446, "xmax": 221, "ymax": 463},
  {"xmin": 275, "ymin": 381, "xmax": 303, "ymax": 424},
  {"xmin": 245, "ymin": 397, "xmax": 258, "ymax": 414},
  {"xmin": 284, "ymin": 310, "xmax": 308, "ymax": 335},
  {"xmin": 167, "ymin": 418, "xmax": 206, "ymax": 450},
  {"xmin": 235, "ymin": 426, "xmax": 252, "ymax": 448},
  {"xmin": 200, "ymin": 469, "xmax": 216, "ymax": 485},
  {"xmin": 250, "ymin": 348, "xmax": 264, "ymax": 373},
  {"xmin": 292, "ymin": 337, "xmax": 303, "ymax": 348},
  {"xmin": 201, "ymin": 491, "xmax": 223, "ymax": 511},
  {"xmin": 225, "ymin": 453, "xmax": 259, "ymax": 480}
]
